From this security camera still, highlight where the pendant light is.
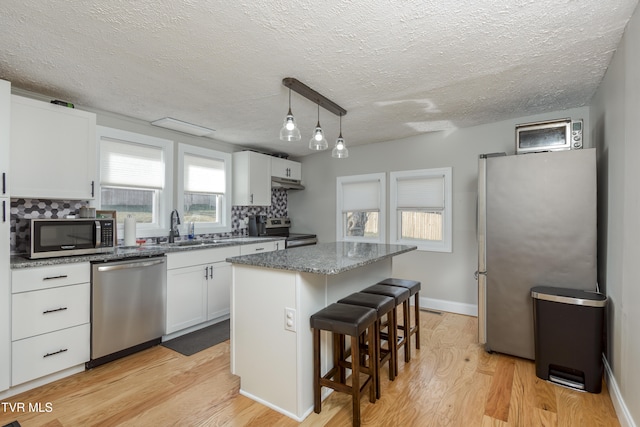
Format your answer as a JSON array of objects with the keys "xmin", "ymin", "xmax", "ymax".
[
  {"xmin": 279, "ymin": 88, "xmax": 301, "ymax": 141},
  {"xmin": 309, "ymin": 104, "xmax": 328, "ymax": 150},
  {"xmin": 332, "ymin": 113, "xmax": 349, "ymax": 158}
]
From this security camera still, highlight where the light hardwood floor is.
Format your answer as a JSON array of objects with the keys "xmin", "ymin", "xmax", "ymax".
[{"xmin": 0, "ymin": 311, "xmax": 620, "ymax": 426}]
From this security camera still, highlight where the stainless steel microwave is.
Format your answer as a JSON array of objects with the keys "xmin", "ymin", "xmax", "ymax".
[
  {"xmin": 28, "ymin": 218, "xmax": 116, "ymax": 259},
  {"xmin": 515, "ymin": 118, "xmax": 583, "ymax": 154}
]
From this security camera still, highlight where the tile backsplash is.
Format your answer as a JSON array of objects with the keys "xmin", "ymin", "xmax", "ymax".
[{"xmin": 10, "ymin": 188, "xmax": 288, "ymax": 255}]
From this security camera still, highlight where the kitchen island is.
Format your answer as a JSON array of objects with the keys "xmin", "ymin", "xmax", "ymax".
[{"xmin": 227, "ymin": 242, "xmax": 416, "ymax": 421}]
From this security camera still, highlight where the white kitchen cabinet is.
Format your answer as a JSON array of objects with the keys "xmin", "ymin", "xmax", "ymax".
[
  {"xmin": 0, "ymin": 79, "xmax": 10, "ymax": 197},
  {"xmin": 11, "ymin": 263, "xmax": 90, "ymax": 386},
  {"xmin": 166, "ymin": 264, "xmax": 208, "ymax": 334},
  {"xmin": 165, "ymin": 246, "xmax": 240, "ymax": 335},
  {"xmin": 207, "ymin": 262, "xmax": 232, "ymax": 321},
  {"xmin": 240, "ymin": 240, "xmax": 285, "ymax": 255},
  {"xmin": 10, "ymin": 95, "xmax": 97, "ymax": 200},
  {"xmin": 0, "ymin": 79, "xmax": 9, "ymax": 392},
  {"xmin": 232, "ymin": 151, "xmax": 271, "ymax": 206},
  {"xmin": 271, "ymin": 157, "xmax": 301, "ymax": 181}
]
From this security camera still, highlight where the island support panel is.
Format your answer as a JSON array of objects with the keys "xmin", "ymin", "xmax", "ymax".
[{"xmin": 230, "ymin": 259, "xmax": 391, "ymax": 421}]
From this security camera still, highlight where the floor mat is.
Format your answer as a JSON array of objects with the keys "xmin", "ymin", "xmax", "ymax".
[{"xmin": 161, "ymin": 319, "xmax": 230, "ymax": 356}]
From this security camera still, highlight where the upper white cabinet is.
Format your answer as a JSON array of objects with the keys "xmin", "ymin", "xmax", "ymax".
[
  {"xmin": 0, "ymin": 79, "xmax": 9, "ymax": 393},
  {"xmin": 271, "ymin": 157, "xmax": 301, "ymax": 181},
  {"xmin": 0, "ymin": 80, "xmax": 9, "ymax": 197},
  {"xmin": 232, "ymin": 151, "xmax": 271, "ymax": 206},
  {"xmin": 10, "ymin": 95, "xmax": 97, "ymax": 200}
]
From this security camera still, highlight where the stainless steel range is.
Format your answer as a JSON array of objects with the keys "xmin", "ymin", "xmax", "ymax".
[{"xmin": 264, "ymin": 217, "xmax": 317, "ymax": 248}]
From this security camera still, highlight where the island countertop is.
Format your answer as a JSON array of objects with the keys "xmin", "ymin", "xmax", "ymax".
[{"xmin": 226, "ymin": 242, "xmax": 416, "ymax": 275}]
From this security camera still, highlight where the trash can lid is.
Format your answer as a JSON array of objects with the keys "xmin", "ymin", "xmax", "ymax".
[{"xmin": 530, "ymin": 286, "xmax": 607, "ymax": 307}]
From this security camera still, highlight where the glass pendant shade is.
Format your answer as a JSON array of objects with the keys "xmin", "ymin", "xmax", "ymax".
[
  {"xmin": 331, "ymin": 113, "xmax": 348, "ymax": 158},
  {"xmin": 309, "ymin": 123, "xmax": 328, "ymax": 150},
  {"xmin": 280, "ymin": 109, "xmax": 301, "ymax": 141},
  {"xmin": 309, "ymin": 104, "xmax": 328, "ymax": 150},
  {"xmin": 332, "ymin": 135, "xmax": 349, "ymax": 158},
  {"xmin": 279, "ymin": 88, "xmax": 301, "ymax": 141}
]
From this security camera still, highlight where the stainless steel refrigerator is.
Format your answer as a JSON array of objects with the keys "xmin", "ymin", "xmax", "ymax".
[{"xmin": 476, "ymin": 148, "xmax": 597, "ymax": 360}]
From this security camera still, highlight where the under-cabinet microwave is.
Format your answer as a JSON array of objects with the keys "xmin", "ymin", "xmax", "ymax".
[
  {"xmin": 515, "ymin": 118, "xmax": 583, "ymax": 154},
  {"xmin": 28, "ymin": 218, "xmax": 116, "ymax": 259}
]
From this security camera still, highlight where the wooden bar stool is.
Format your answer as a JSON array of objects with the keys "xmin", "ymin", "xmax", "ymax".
[
  {"xmin": 311, "ymin": 303, "xmax": 377, "ymax": 427},
  {"xmin": 361, "ymin": 284, "xmax": 411, "ymax": 375},
  {"xmin": 337, "ymin": 292, "xmax": 396, "ymax": 399},
  {"xmin": 377, "ymin": 278, "xmax": 421, "ymax": 350}
]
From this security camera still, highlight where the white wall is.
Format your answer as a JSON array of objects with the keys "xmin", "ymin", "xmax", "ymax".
[
  {"xmin": 289, "ymin": 106, "xmax": 589, "ymax": 315},
  {"xmin": 590, "ymin": 2, "xmax": 640, "ymax": 425}
]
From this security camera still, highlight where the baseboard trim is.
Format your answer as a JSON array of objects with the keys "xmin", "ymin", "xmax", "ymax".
[
  {"xmin": 604, "ymin": 356, "xmax": 637, "ymax": 427},
  {"xmin": 419, "ymin": 296, "xmax": 478, "ymax": 317}
]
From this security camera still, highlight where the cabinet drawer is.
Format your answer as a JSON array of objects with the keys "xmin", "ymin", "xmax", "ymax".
[
  {"xmin": 240, "ymin": 242, "xmax": 275, "ymax": 255},
  {"xmin": 12, "ymin": 323, "xmax": 90, "ymax": 386},
  {"xmin": 167, "ymin": 246, "xmax": 240, "ymax": 270},
  {"xmin": 12, "ymin": 283, "xmax": 90, "ymax": 340},
  {"xmin": 12, "ymin": 263, "xmax": 90, "ymax": 293}
]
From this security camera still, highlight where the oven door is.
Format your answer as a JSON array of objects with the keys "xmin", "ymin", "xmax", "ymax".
[{"xmin": 30, "ymin": 219, "xmax": 100, "ymax": 258}]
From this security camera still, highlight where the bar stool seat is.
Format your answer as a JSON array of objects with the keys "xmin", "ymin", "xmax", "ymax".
[
  {"xmin": 361, "ymin": 284, "xmax": 411, "ymax": 374},
  {"xmin": 338, "ymin": 292, "xmax": 396, "ymax": 398},
  {"xmin": 377, "ymin": 278, "xmax": 421, "ymax": 350},
  {"xmin": 310, "ymin": 303, "xmax": 377, "ymax": 427}
]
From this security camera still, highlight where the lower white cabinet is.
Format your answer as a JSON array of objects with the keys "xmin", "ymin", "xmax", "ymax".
[
  {"xmin": 12, "ymin": 324, "xmax": 90, "ymax": 386},
  {"xmin": 240, "ymin": 240, "xmax": 285, "ymax": 255},
  {"xmin": 166, "ymin": 246, "xmax": 240, "ymax": 335},
  {"xmin": 10, "ymin": 263, "xmax": 91, "ymax": 387},
  {"xmin": 166, "ymin": 241, "xmax": 283, "ymax": 335}
]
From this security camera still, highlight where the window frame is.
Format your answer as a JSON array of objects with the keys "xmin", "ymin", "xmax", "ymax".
[
  {"xmin": 177, "ymin": 143, "xmax": 232, "ymax": 235},
  {"xmin": 96, "ymin": 126, "xmax": 173, "ymax": 239},
  {"xmin": 389, "ymin": 167, "xmax": 452, "ymax": 252},
  {"xmin": 336, "ymin": 173, "xmax": 386, "ymax": 243}
]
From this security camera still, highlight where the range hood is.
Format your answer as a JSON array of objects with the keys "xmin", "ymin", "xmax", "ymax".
[{"xmin": 271, "ymin": 176, "xmax": 305, "ymax": 190}]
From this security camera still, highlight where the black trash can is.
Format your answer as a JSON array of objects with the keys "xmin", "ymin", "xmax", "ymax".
[{"xmin": 531, "ymin": 286, "xmax": 607, "ymax": 393}]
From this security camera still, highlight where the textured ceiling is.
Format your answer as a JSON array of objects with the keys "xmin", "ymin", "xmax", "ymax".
[{"xmin": 1, "ymin": 0, "xmax": 638, "ymax": 157}]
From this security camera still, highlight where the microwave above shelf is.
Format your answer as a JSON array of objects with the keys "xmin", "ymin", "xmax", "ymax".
[{"xmin": 516, "ymin": 118, "xmax": 583, "ymax": 154}]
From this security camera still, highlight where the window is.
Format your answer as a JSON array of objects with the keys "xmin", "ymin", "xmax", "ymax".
[
  {"xmin": 336, "ymin": 173, "xmax": 385, "ymax": 243},
  {"xmin": 97, "ymin": 126, "xmax": 173, "ymax": 238},
  {"xmin": 390, "ymin": 168, "xmax": 452, "ymax": 252},
  {"xmin": 178, "ymin": 144, "xmax": 232, "ymax": 234}
]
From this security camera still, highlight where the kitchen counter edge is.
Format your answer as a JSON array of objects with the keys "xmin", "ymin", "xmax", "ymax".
[
  {"xmin": 10, "ymin": 237, "xmax": 285, "ymax": 269},
  {"xmin": 226, "ymin": 242, "xmax": 417, "ymax": 275}
]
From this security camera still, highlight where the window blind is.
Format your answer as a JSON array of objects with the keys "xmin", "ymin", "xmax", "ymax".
[
  {"xmin": 396, "ymin": 175, "xmax": 444, "ymax": 210},
  {"xmin": 342, "ymin": 179, "xmax": 380, "ymax": 212},
  {"xmin": 183, "ymin": 154, "xmax": 226, "ymax": 194},
  {"xmin": 100, "ymin": 138, "xmax": 165, "ymax": 190}
]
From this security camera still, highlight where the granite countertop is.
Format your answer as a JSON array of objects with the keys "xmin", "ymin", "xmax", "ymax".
[
  {"xmin": 10, "ymin": 236, "xmax": 284, "ymax": 269},
  {"xmin": 226, "ymin": 242, "xmax": 417, "ymax": 275}
]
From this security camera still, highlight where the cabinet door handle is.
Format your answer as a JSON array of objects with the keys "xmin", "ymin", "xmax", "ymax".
[
  {"xmin": 43, "ymin": 307, "xmax": 68, "ymax": 315},
  {"xmin": 43, "ymin": 275, "xmax": 68, "ymax": 281},
  {"xmin": 209, "ymin": 266, "xmax": 214, "ymax": 279},
  {"xmin": 204, "ymin": 266, "xmax": 209, "ymax": 280},
  {"xmin": 2, "ymin": 172, "xmax": 5, "ymax": 195},
  {"xmin": 2, "ymin": 200, "xmax": 5, "ymax": 223},
  {"xmin": 91, "ymin": 180, "xmax": 95, "ymax": 198},
  {"xmin": 250, "ymin": 194, "xmax": 254, "ymax": 204},
  {"xmin": 43, "ymin": 348, "xmax": 68, "ymax": 358},
  {"xmin": 255, "ymin": 247, "xmax": 265, "ymax": 252}
]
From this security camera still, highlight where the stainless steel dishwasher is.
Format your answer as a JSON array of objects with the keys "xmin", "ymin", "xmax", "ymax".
[{"xmin": 87, "ymin": 255, "xmax": 166, "ymax": 368}]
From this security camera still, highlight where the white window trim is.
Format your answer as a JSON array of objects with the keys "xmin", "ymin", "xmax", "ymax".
[
  {"xmin": 390, "ymin": 167, "xmax": 452, "ymax": 252},
  {"xmin": 177, "ymin": 143, "xmax": 232, "ymax": 235},
  {"xmin": 336, "ymin": 173, "xmax": 386, "ymax": 243},
  {"xmin": 96, "ymin": 126, "xmax": 174, "ymax": 239}
]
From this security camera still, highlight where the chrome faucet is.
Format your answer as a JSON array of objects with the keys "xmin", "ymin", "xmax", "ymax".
[{"xmin": 169, "ymin": 209, "xmax": 181, "ymax": 243}]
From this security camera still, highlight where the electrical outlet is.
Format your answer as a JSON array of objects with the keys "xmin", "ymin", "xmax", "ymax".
[{"xmin": 285, "ymin": 307, "xmax": 296, "ymax": 332}]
